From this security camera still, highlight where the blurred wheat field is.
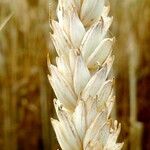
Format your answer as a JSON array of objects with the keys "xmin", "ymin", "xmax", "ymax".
[{"xmin": 0, "ymin": 0, "xmax": 150, "ymax": 150}]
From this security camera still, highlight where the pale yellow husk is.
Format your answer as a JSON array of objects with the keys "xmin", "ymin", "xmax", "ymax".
[{"xmin": 48, "ymin": 0, "xmax": 123, "ymax": 149}]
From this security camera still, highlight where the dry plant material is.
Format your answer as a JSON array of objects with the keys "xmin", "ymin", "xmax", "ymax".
[
  {"xmin": 0, "ymin": 14, "xmax": 13, "ymax": 31},
  {"xmin": 0, "ymin": 0, "xmax": 51, "ymax": 149},
  {"xmin": 48, "ymin": 0, "xmax": 123, "ymax": 149}
]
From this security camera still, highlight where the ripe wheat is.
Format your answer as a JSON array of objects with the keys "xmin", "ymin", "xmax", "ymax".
[{"xmin": 48, "ymin": 0, "xmax": 123, "ymax": 149}]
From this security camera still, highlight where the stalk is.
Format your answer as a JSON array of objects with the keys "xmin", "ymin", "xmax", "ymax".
[
  {"xmin": 39, "ymin": 70, "xmax": 51, "ymax": 150},
  {"xmin": 48, "ymin": 0, "xmax": 123, "ymax": 149},
  {"xmin": 0, "ymin": 14, "xmax": 17, "ymax": 150},
  {"xmin": 128, "ymin": 29, "xmax": 143, "ymax": 150},
  {"xmin": 0, "ymin": 14, "xmax": 13, "ymax": 31}
]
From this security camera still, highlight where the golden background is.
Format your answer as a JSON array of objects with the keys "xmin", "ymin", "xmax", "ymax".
[{"xmin": 0, "ymin": 0, "xmax": 150, "ymax": 149}]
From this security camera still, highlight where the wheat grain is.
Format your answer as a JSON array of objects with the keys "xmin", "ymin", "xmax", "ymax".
[{"xmin": 48, "ymin": 0, "xmax": 123, "ymax": 149}]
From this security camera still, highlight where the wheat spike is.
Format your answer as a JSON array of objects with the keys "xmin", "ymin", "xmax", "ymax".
[{"xmin": 48, "ymin": 0, "xmax": 123, "ymax": 149}]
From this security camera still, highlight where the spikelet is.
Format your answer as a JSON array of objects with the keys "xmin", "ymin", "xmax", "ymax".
[{"xmin": 48, "ymin": 0, "xmax": 123, "ymax": 149}]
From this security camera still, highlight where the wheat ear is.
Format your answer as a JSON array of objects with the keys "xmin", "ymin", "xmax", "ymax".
[{"xmin": 48, "ymin": 0, "xmax": 123, "ymax": 149}]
